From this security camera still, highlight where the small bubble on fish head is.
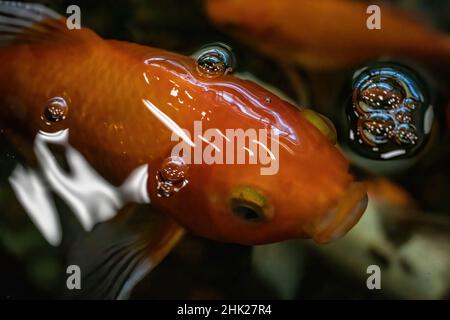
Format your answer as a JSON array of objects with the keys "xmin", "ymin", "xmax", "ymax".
[
  {"xmin": 156, "ymin": 156, "xmax": 189, "ymax": 198},
  {"xmin": 346, "ymin": 64, "xmax": 432, "ymax": 160},
  {"xmin": 42, "ymin": 97, "xmax": 68, "ymax": 125},
  {"xmin": 194, "ymin": 42, "xmax": 235, "ymax": 78}
]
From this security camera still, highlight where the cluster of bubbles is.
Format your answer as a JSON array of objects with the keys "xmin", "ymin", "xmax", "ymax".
[
  {"xmin": 347, "ymin": 65, "xmax": 430, "ymax": 159},
  {"xmin": 355, "ymin": 74, "xmax": 419, "ymax": 146},
  {"xmin": 156, "ymin": 156, "xmax": 189, "ymax": 198}
]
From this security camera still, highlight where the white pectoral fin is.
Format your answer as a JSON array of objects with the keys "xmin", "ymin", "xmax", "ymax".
[
  {"xmin": 33, "ymin": 130, "xmax": 152, "ymax": 233},
  {"xmin": 34, "ymin": 130, "xmax": 127, "ymax": 232},
  {"xmin": 9, "ymin": 165, "xmax": 62, "ymax": 246},
  {"xmin": 11, "ymin": 128, "xmax": 154, "ymax": 248},
  {"xmin": 8, "ymin": 126, "xmax": 174, "ymax": 299},
  {"xmin": 119, "ymin": 164, "xmax": 151, "ymax": 204}
]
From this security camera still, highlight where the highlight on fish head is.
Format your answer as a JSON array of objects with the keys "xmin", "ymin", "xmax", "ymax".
[{"xmin": 144, "ymin": 49, "xmax": 368, "ymax": 245}]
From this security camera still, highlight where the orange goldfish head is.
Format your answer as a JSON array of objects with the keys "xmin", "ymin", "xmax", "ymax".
[{"xmin": 145, "ymin": 50, "xmax": 367, "ymax": 245}]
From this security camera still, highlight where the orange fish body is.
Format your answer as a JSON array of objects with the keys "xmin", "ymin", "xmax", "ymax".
[
  {"xmin": 0, "ymin": 3, "xmax": 366, "ymax": 246},
  {"xmin": 206, "ymin": 0, "xmax": 450, "ymax": 72}
]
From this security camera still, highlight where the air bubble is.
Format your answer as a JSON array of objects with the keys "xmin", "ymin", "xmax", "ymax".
[
  {"xmin": 42, "ymin": 97, "xmax": 68, "ymax": 125},
  {"xmin": 403, "ymin": 98, "xmax": 420, "ymax": 110},
  {"xmin": 156, "ymin": 156, "xmax": 189, "ymax": 198},
  {"xmin": 395, "ymin": 123, "xmax": 418, "ymax": 145},
  {"xmin": 194, "ymin": 42, "xmax": 235, "ymax": 78},
  {"xmin": 359, "ymin": 113, "xmax": 395, "ymax": 146},
  {"xmin": 355, "ymin": 77, "xmax": 404, "ymax": 113},
  {"xmin": 394, "ymin": 106, "xmax": 412, "ymax": 123}
]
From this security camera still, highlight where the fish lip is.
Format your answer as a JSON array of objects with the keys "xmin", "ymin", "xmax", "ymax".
[{"xmin": 312, "ymin": 182, "xmax": 368, "ymax": 244}]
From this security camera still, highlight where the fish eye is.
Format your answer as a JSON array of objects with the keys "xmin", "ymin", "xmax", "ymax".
[
  {"xmin": 301, "ymin": 109, "xmax": 337, "ymax": 144},
  {"xmin": 193, "ymin": 42, "xmax": 236, "ymax": 78},
  {"xmin": 229, "ymin": 186, "xmax": 274, "ymax": 223}
]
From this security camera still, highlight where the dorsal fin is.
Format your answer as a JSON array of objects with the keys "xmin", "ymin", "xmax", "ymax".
[{"xmin": 0, "ymin": 1, "xmax": 97, "ymax": 47}]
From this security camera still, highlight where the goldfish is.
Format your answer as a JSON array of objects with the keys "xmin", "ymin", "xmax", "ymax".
[
  {"xmin": 206, "ymin": 0, "xmax": 450, "ymax": 72},
  {"xmin": 0, "ymin": 1, "xmax": 367, "ymax": 298}
]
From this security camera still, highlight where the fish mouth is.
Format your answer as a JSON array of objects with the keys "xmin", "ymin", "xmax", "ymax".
[{"xmin": 312, "ymin": 182, "xmax": 368, "ymax": 244}]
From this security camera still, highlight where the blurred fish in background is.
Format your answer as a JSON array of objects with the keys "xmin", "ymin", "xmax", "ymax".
[{"xmin": 206, "ymin": 0, "xmax": 450, "ymax": 72}]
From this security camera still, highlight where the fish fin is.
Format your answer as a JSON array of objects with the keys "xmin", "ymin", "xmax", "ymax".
[
  {"xmin": 0, "ymin": 1, "xmax": 95, "ymax": 47},
  {"xmin": 65, "ymin": 204, "xmax": 185, "ymax": 300},
  {"xmin": 9, "ymin": 164, "xmax": 62, "ymax": 246}
]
